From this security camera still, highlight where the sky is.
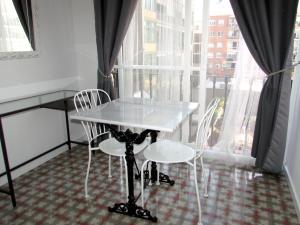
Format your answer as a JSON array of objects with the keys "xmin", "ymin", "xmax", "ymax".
[{"xmin": 193, "ymin": 0, "xmax": 234, "ymax": 23}]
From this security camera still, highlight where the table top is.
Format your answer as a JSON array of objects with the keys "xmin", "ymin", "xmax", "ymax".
[
  {"xmin": 0, "ymin": 90, "xmax": 78, "ymax": 116},
  {"xmin": 70, "ymin": 98, "xmax": 199, "ymax": 132}
]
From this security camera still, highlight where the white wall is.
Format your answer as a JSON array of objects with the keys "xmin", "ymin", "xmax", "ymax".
[
  {"xmin": 0, "ymin": 0, "xmax": 82, "ymax": 184},
  {"xmin": 284, "ymin": 43, "xmax": 300, "ymax": 218},
  {"xmin": 70, "ymin": 0, "xmax": 98, "ymax": 90}
]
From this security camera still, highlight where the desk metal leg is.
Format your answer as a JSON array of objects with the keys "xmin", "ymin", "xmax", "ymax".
[
  {"xmin": 64, "ymin": 100, "xmax": 71, "ymax": 150},
  {"xmin": 0, "ymin": 118, "xmax": 16, "ymax": 207}
]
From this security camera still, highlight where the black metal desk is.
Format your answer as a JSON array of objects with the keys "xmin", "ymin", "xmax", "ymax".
[{"xmin": 0, "ymin": 90, "xmax": 86, "ymax": 207}]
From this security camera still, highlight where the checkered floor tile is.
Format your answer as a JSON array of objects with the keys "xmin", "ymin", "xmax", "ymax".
[{"xmin": 0, "ymin": 145, "xmax": 299, "ymax": 225}]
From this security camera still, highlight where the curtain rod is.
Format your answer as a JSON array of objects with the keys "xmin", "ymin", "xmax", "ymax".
[{"xmin": 268, "ymin": 61, "xmax": 300, "ymax": 76}]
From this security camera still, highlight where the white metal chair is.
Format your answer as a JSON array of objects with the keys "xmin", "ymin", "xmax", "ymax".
[
  {"xmin": 74, "ymin": 89, "xmax": 148, "ymax": 198},
  {"xmin": 140, "ymin": 98, "xmax": 220, "ymax": 225}
]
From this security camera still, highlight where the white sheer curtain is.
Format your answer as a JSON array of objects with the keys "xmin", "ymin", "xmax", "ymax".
[
  {"xmin": 119, "ymin": 0, "xmax": 264, "ymax": 161},
  {"xmin": 0, "ymin": 0, "xmax": 32, "ymax": 52},
  {"xmin": 209, "ymin": 38, "xmax": 265, "ymax": 164},
  {"xmin": 120, "ymin": 0, "xmax": 186, "ymax": 139},
  {"xmin": 121, "ymin": 0, "xmax": 184, "ymax": 101}
]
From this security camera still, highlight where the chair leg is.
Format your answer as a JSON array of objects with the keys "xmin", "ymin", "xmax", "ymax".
[
  {"xmin": 141, "ymin": 160, "xmax": 149, "ymax": 207},
  {"xmin": 108, "ymin": 155, "xmax": 112, "ymax": 178},
  {"xmin": 200, "ymin": 157, "xmax": 208, "ymax": 198},
  {"xmin": 156, "ymin": 163, "xmax": 160, "ymax": 185},
  {"xmin": 193, "ymin": 160, "xmax": 202, "ymax": 225},
  {"xmin": 149, "ymin": 161, "xmax": 152, "ymax": 186},
  {"xmin": 120, "ymin": 157, "xmax": 123, "ymax": 178},
  {"xmin": 85, "ymin": 149, "xmax": 92, "ymax": 198},
  {"xmin": 123, "ymin": 156, "xmax": 129, "ymax": 198}
]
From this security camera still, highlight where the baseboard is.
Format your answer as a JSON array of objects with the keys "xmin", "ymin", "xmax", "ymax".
[{"xmin": 284, "ymin": 165, "xmax": 300, "ymax": 220}]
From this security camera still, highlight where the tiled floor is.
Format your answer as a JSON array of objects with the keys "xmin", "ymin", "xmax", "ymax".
[{"xmin": 0, "ymin": 145, "xmax": 299, "ymax": 225}]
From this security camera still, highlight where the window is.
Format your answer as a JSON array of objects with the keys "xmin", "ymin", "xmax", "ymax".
[
  {"xmin": 193, "ymin": 43, "xmax": 201, "ymax": 53},
  {"xmin": 218, "ymin": 19, "xmax": 225, "ymax": 25},
  {"xmin": 216, "ymin": 52, "xmax": 223, "ymax": 58},
  {"xmin": 232, "ymin": 41, "xmax": 238, "ymax": 49},
  {"xmin": 144, "ymin": 21, "xmax": 156, "ymax": 43},
  {"xmin": 194, "ymin": 33, "xmax": 201, "ymax": 42},
  {"xmin": 144, "ymin": 0, "xmax": 156, "ymax": 11},
  {"xmin": 209, "ymin": 19, "xmax": 216, "ymax": 25},
  {"xmin": 227, "ymin": 53, "xmax": 237, "ymax": 61},
  {"xmin": 0, "ymin": 0, "xmax": 35, "ymax": 53},
  {"xmin": 208, "ymin": 43, "xmax": 214, "ymax": 48},
  {"xmin": 119, "ymin": 0, "xmax": 265, "ymax": 155},
  {"xmin": 193, "ymin": 54, "xmax": 200, "ymax": 65},
  {"xmin": 217, "ymin": 42, "xmax": 223, "ymax": 48}
]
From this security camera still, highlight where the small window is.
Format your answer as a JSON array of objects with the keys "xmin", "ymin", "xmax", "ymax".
[
  {"xmin": 0, "ymin": 0, "xmax": 35, "ymax": 53},
  {"xmin": 216, "ymin": 52, "xmax": 222, "ymax": 58},
  {"xmin": 209, "ymin": 19, "xmax": 216, "ymax": 25},
  {"xmin": 217, "ymin": 32, "xmax": 223, "ymax": 37},
  {"xmin": 193, "ymin": 54, "xmax": 200, "ymax": 65},
  {"xmin": 144, "ymin": 21, "xmax": 156, "ymax": 43},
  {"xmin": 193, "ymin": 43, "xmax": 201, "ymax": 53},
  {"xmin": 217, "ymin": 42, "xmax": 223, "ymax": 48},
  {"xmin": 208, "ymin": 43, "xmax": 214, "ymax": 48},
  {"xmin": 218, "ymin": 19, "xmax": 225, "ymax": 25},
  {"xmin": 194, "ymin": 33, "xmax": 201, "ymax": 42},
  {"xmin": 208, "ymin": 52, "xmax": 214, "ymax": 58}
]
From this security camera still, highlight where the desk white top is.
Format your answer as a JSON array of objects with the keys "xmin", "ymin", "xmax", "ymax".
[{"xmin": 70, "ymin": 98, "xmax": 199, "ymax": 132}]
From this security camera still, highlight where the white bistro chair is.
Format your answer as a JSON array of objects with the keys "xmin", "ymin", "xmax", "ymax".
[
  {"xmin": 140, "ymin": 98, "xmax": 220, "ymax": 225},
  {"xmin": 74, "ymin": 89, "xmax": 147, "ymax": 198}
]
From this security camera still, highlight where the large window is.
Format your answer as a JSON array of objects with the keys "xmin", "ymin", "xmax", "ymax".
[{"xmin": 116, "ymin": 0, "xmax": 287, "ymax": 156}]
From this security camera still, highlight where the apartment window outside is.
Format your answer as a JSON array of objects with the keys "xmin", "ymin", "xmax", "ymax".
[
  {"xmin": 144, "ymin": 21, "xmax": 156, "ymax": 43},
  {"xmin": 209, "ymin": 19, "xmax": 216, "ymax": 25},
  {"xmin": 194, "ymin": 33, "xmax": 201, "ymax": 42},
  {"xmin": 216, "ymin": 52, "xmax": 222, "ymax": 58},
  {"xmin": 217, "ymin": 42, "xmax": 223, "ymax": 48},
  {"xmin": 193, "ymin": 54, "xmax": 200, "ymax": 66},
  {"xmin": 218, "ymin": 19, "xmax": 225, "ymax": 25},
  {"xmin": 144, "ymin": 0, "xmax": 156, "ymax": 11},
  {"xmin": 208, "ymin": 52, "xmax": 214, "ymax": 58},
  {"xmin": 193, "ymin": 43, "xmax": 201, "ymax": 53},
  {"xmin": 208, "ymin": 43, "xmax": 214, "ymax": 48}
]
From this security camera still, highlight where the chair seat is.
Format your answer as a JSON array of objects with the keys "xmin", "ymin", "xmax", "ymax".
[
  {"xmin": 143, "ymin": 140, "xmax": 195, "ymax": 163},
  {"xmin": 99, "ymin": 137, "xmax": 148, "ymax": 157}
]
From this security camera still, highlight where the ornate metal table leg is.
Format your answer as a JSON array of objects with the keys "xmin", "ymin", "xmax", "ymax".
[{"xmin": 108, "ymin": 128, "xmax": 157, "ymax": 222}]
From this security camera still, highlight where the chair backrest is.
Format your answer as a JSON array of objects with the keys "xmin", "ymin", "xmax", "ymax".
[
  {"xmin": 195, "ymin": 98, "xmax": 220, "ymax": 157},
  {"xmin": 74, "ymin": 89, "xmax": 111, "ymax": 143}
]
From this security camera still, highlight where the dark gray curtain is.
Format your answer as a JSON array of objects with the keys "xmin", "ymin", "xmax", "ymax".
[
  {"xmin": 12, "ymin": 0, "xmax": 35, "ymax": 49},
  {"xmin": 93, "ymin": 0, "xmax": 138, "ymax": 100},
  {"xmin": 230, "ymin": 0, "xmax": 298, "ymax": 173}
]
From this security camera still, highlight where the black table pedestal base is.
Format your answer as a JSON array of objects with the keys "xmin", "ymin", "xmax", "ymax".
[
  {"xmin": 108, "ymin": 203, "xmax": 157, "ymax": 222},
  {"xmin": 158, "ymin": 172, "xmax": 175, "ymax": 186},
  {"xmin": 136, "ymin": 170, "xmax": 175, "ymax": 186}
]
